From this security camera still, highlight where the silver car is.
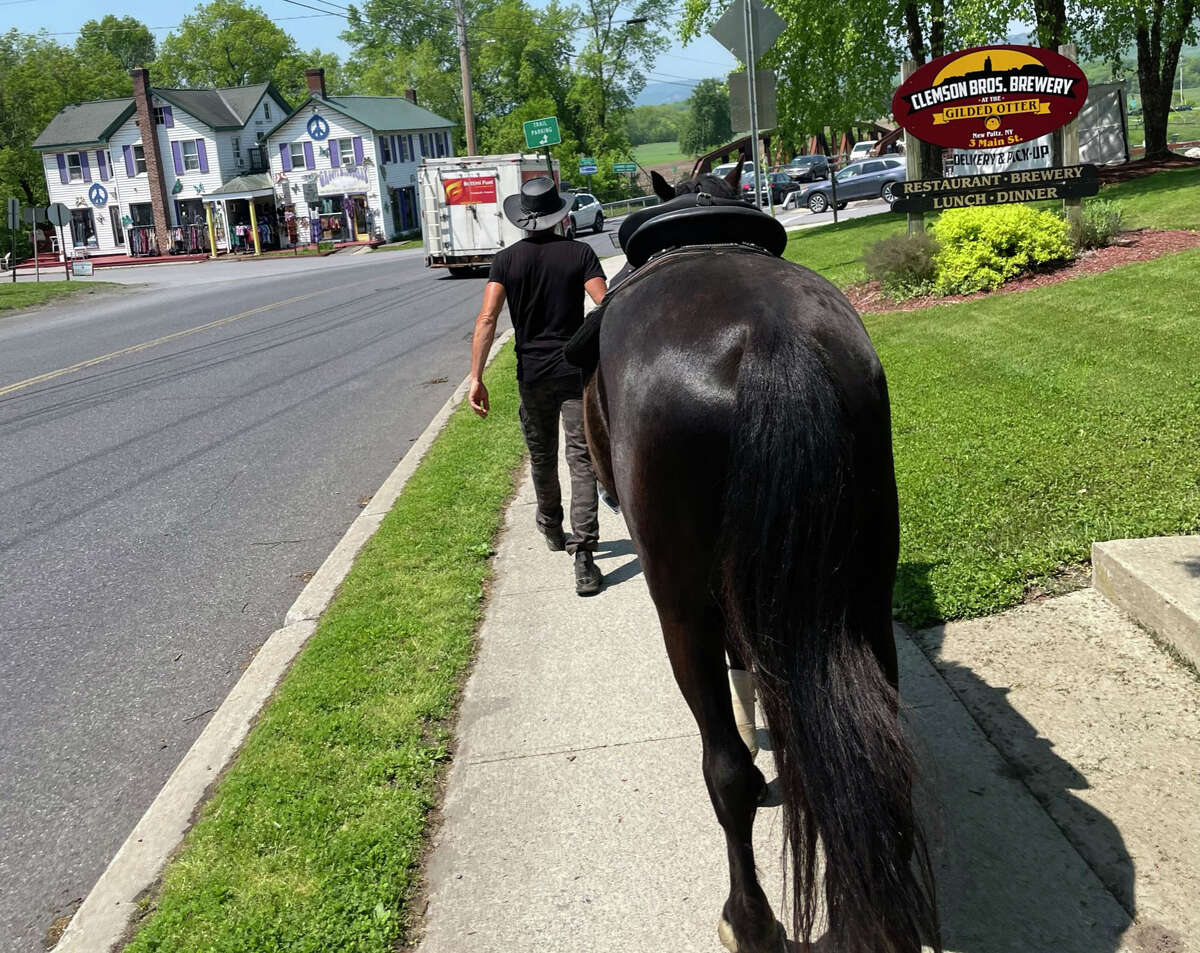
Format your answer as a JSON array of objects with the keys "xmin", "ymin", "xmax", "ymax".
[{"xmin": 568, "ymin": 192, "xmax": 605, "ymax": 236}]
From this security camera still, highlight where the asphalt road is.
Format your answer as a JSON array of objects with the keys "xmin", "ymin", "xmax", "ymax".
[{"xmin": 0, "ymin": 250, "xmax": 498, "ymax": 953}]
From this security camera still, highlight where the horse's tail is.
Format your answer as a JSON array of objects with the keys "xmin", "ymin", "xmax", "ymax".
[{"xmin": 718, "ymin": 319, "xmax": 940, "ymax": 953}]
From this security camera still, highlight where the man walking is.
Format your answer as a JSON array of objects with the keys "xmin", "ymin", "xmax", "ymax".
[{"xmin": 468, "ymin": 176, "xmax": 608, "ymax": 595}]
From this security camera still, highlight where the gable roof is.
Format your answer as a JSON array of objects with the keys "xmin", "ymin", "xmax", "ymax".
[
  {"xmin": 32, "ymin": 98, "xmax": 136, "ymax": 150},
  {"xmin": 154, "ymin": 83, "xmax": 291, "ymax": 130},
  {"xmin": 264, "ymin": 94, "xmax": 454, "ymax": 140}
]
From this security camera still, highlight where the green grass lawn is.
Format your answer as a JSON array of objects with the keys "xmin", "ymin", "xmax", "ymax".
[
  {"xmin": 876, "ymin": 249, "xmax": 1200, "ymax": 626},
  {"xmin": 633, "ymin": 140, "xmax": 690, "ymax": 169},
  {"xmin": 125, "ymin": 348, "xmax": 527, "ymax": 953},
  {"xmin": 0, "ymin": 280, "xmax": 121, "ymax": 314},
  {"xmin": 370, "ymin": 239, "xmax": 422, "ymax": 252}
]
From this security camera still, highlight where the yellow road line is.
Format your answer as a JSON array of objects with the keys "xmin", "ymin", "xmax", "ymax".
[{"xmin": 0, "ymin": 289, "xmax": 333, "ymax": 399}]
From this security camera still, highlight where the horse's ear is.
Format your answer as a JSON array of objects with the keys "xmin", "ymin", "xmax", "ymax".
[
  {"xmin": 723, "ymin": 158, "xmax": 742, "ymax": 190},
  {"xmin": 650, "ymin": 170, "xmax": 675, "ymax": 202}
]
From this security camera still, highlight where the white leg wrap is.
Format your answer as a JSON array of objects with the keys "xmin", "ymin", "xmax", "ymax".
[{"xmin": 728, "ymin": 668, "xmax": 758, "ymax": 759}]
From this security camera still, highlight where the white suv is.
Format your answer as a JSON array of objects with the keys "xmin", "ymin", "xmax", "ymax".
[{"xmin": 568, "ymin": 193, "xmax": 604, "ymax": 236}]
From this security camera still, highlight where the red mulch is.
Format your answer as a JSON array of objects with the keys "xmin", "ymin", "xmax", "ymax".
[
  {"xmin": 1097, "ymin": 152, "xmax": 1200, "ymax": 183},
  {"xmin": 847, "ymin": 228, "xmax": 1200, "ymax": 314}
]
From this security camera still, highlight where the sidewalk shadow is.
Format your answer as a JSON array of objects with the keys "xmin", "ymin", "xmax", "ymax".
[
  {"xmin": 908, "ymin": 621, "xmax": 1139, "ymax": 953},
  {"xmin": 594, "ymin": 537, "xmax": 643, "ymax": 587}
]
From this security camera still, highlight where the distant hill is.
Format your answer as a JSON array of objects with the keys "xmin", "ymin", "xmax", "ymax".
[{"xmin": 636, "ymin": 81, "xmax": 695, "ymax": 106}]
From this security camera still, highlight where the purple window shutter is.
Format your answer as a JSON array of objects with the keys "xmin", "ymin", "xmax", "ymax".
[
  {"xmin": 96, "ymin": 150, "xmax": 108, "ymax": 181},
  {"xmin": 303, "ymin": 141, "xmax": 314, "ymax": 170},
  {"xmin": 57, "ymin": 153, "xmax": 69, "ymax": 184},
  {"xmin": 163, "ymin": 106, "xmax": 174, "ymax": 128},
  {"xmin": 171, "ymin": 141, "xmax": 183, "ymax": 175},
  {"xmin": 353, "ymin": 137, "xmax": 364, "ymax": 165},
  {"xmin": 197, "ymin": 140, "xmax": 209, "ymax": 173},
  {"xmin": 329, "ymin": 139, "xmax": 340, "ymax": 168},
  {"xmin": 279, "ymin": 143, "xmax": 292, "ymax": 172},
  {"xmin": 80, "ymin": 151, "xmax": 92, "ymax": 182},
  {"xmin": 123, "ymin": 145, "xmax": 135, "ymax": 177}
]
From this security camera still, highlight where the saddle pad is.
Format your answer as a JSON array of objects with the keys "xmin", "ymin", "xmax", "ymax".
[{"xmin": 624, "ymin": 205, "xmax": 788, "ymax": 269}]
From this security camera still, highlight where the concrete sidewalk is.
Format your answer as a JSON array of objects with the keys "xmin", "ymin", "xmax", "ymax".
[{"xmin": 412, "ymin": 440, "xmax": 1200, "ymax": 952}]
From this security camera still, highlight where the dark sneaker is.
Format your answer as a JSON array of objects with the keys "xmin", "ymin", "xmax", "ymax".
[
  {"xmin": 540, "ymin": 524, "xmax": 566, "ymax": 552},
  {"xmin": 574, "ymin": 551, "xmax": 603, "ymax": 596}
]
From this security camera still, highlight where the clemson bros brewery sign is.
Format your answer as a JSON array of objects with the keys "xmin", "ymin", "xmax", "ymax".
[{"xmin": 892, "ymin": 45, "xmax": 1088, "ymax": 151}]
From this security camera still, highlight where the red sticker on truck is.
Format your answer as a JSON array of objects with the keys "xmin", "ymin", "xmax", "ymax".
[
  {"xmin": 443, "ymin": 176, "xmax": 498, "ymax": 205},
  {"xmin": 892, "ymin": 45, "xmax": 1088, "ymax": 150}
]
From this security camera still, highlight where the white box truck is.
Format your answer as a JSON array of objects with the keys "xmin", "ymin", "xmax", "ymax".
[{"xmin": 419, "ymin": 154, "xmax": 561, "ymax": 275}]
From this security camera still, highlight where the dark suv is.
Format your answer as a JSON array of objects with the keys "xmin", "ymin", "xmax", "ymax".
[{"xmin": 783, "ymin": 154, "xmax": 830, "ymax": 182}]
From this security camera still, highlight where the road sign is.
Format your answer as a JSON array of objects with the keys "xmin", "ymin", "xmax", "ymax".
[
  {"xmin": 48, "ymin": 202, "xmax": 70, "ymax": 227},
  {"xmin": 523, "ymin": 116, "xmax": 561, "ymax": 149},
  {"xmin": 6, "ymin": 198, "xmax": 18, "ymax": 229},
  {"xmin": 709, "ymin": 0, "xmax": 785, "ymax": 66},
  {"xmin": 730, "ymin": 70, "xmax": 778, "ymax": 131},
  {"xmin": 578, "ymin": 157, "xmax": 598, "ymax": 175},
  {"xmin": 613, "ymin": 162, "xmax": 637, "ymax": 173},
  {"xmin": 88, "ymin": 183, "xmax": 108, "ymax": 207},
  {"xmin": 21, "ymin": 206, "xmax": 46, "ymax": 224}
]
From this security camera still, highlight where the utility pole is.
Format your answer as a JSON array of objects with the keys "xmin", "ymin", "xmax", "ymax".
[{"xmin": 453, "ymin": 0, "xmax": 478, "ymax": 156}]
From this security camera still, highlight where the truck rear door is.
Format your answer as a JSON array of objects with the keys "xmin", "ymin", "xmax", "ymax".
[{"xmin": 438, "ymin": 167, "xmax": 502, "ymax": 256}]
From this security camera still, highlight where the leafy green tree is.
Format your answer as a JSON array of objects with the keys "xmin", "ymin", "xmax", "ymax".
[
  {"xmin": 1075, "ymin": 0, "xmax": 1198, "ymax": 157},
  {"xmin": 155, "ymin": 0, "xmax": 334, "ymax": 102},
  {"xmin": 626, "ymin": 102, "xmax": 686, "ymax": 145},
  {"xmin": 678, "ymin": 77, "xmax": 731, "ymax": 152},
  {"xmin": 75, "ymin": 15, "xmax": 157, "ymax": 72}
]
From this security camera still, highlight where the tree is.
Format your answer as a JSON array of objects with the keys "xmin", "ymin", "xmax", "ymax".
[
  {"xmin": 155, "ymin": 0, "xmax": 335, "ymax": 103},
  {"xmin": 75, "ymin": 15, "xmax": 157, "ymax": 72},
  {"xmin": 678, "ymin": 78, "xmax": 731, "ymax": 152},
  {"xmin": 1075, "ymin": 0, "xmax": 1198, "ymax": 157},
  {"xmin": 626, "ymin": 102, "xmax": 686, "ymax": 145}
]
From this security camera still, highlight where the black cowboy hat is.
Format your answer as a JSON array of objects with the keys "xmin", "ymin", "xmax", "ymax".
[{"xmin": 502, "ymin": 175, "xmax": 572, "ymax": 232}]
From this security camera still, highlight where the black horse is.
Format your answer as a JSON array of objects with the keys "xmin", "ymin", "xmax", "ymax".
[{"xmin": 582, "ymin": 165, "xmax": 940, "ymax": 953}]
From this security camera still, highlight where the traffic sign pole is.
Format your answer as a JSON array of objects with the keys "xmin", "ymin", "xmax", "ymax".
[
  {"xmin": 7, "ymin": 198, "xmax": 17, "ymax": 283},
  {"xmin": 743, "ymin": 0, "xmax": 762, "ymax": 209}
]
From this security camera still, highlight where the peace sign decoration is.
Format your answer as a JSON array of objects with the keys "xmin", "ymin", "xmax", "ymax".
[
  {"xmin": 307, "ymin": 115, "xmax": 330, "ymax": 140},
  {"xmin": 88, "ymin": 183, "xmax": 108, "ymax": 207}
]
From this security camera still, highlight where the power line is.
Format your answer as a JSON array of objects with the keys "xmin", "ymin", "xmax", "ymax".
[{"xmin": 18, "ymin": 13, "xmax": 338, "ymax": 38}]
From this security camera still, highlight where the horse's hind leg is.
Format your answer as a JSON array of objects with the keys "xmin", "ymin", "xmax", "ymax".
[{"xmin": 658, "ymin": 604, "xmax": 783, "ymax": 953}]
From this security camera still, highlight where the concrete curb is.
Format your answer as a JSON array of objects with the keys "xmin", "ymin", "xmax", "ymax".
[{"xmin": 51, "ymin": 329, "xmax": 514, "ymax": 953}]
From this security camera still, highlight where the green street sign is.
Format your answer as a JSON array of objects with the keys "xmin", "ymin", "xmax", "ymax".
[
  {"xmin": 523, "ymin": 116, "xmax": 561, "ymax": 149},
  {"xmin": 613, "ymin": 162, "xmax": 637, "ymax": 173}
]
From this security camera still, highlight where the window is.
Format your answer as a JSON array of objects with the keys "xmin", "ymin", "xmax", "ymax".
[
  {"xmin": 263, "ymin": 102, "xmax": 271, "ymax": 120},
  {"xmin": 110, "ymin": 205, "xmax": 124, "ymax": 245},
  {"xmin": 129, "ymin": 202, "xmax": 154, "ymax": 226},
  {"xmin": 435, "ymin": 133, "xmax": 446, "ymax": 157},
  {"xmin": 153, "ymin": 106, "xmax": 168, "ymax": 125},
  {"xmin": 289, "ymin": 142, "xmax": 306, "ymax": 169},
  {"xmin": 336, "ymin": 138, "xmax": 354, "ymax": 165},
  {"xmin": 232, "ymin": 136, "xmax": 241, "ymax": 161},
  {"xmin": 380, "ymin": 137, "xmax": 392, "ymax": 163},
  {"xmin": 133, "ymin": 144, "xmax": 147, "ymax": 175},
  {"xmin": 67, "ymin": 152, "xmax": 83, "ymax": 182},
  {"xmin": 181, "ymin": 139, "xmax": 200, "ymax": 172}
]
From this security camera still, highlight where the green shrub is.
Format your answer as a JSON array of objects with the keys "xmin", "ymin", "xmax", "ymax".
[
  {"xmin": 1075, "ymin": 199, "xmax": 1125, "ymax": 249},
  {"xmin": 864, "ymin": 232, "xmax": 940, "ymax": 299},
  {"xmin": 930, "ymin": 204, "xmax": 1074, "ymax": 295}
]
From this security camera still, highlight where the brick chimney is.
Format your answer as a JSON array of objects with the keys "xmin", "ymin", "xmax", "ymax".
[
  {"xmin": 305, "ymin": 68, "xmax": 327, "ymax": 99},
  {"xmin": 404, "ymin": 88, "xmax": 418, "ymax": 105},
  {"xmin": 129, "ymin": 68, "xmax": 172, "ymax": 256}
]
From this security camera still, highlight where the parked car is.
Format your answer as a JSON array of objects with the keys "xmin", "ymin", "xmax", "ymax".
[
  {"xmin": 848, "ymin": 140, "xmax": 878, "ymax": 161},
  {"xmin": 782, "ymin": 154, "xmax": 830, "ymax": 182},
  {"xmin": 568, "ymin": 192, "xmax": 604, "ymax": 235},
  {"xmin": 797, "ymin": 156, "xmax": 906, "ymax": 213},
  {"xmin": 712, "ymin": 160, "xmax": 758, "ymax": 184},
  {"xmin": 764, "ymin": 171, "xmax": 802, "ymax": 204}
]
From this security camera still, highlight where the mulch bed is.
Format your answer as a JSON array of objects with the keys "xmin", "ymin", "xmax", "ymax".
[
  {"xmin": 1098, "ymin": 152, "xmax": 1200, "ymax": 183},
  {"xmin": 847, "ymin": 228, "xmax": 1200, "ymax": 314}
]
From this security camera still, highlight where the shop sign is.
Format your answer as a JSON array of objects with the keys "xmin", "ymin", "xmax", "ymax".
[
  {"xmin": 892, "ymin": 45, "xmax": 1088, "ymax": 151},
  {"xmin": 890, "ymin": 163, "xmax": 1099, "ymax": 214},
  {"xmin": 302, "ymin": 179, "xmax": 320, "ymax": 205},
  {"xmin": 443, "ymin": 176, "xmax": 498, "ymax": 205},
  {"xmin": 316, "ymin": 165, "xmax": 369, "ymax": 194}
]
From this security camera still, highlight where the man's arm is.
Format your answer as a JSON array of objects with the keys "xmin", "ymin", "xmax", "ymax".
[
  {"xmin": 469, "ymin": 281, "xmax": 506, "ymax": 418},
  {"xmin": 584, "ymin": 276, "xmax": 607, "ymax": 307}
]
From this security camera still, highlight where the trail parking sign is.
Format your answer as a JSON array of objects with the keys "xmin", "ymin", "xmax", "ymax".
[{"xmin": 523, "ymin": 117, "xmax": 561, "ymax": 149}]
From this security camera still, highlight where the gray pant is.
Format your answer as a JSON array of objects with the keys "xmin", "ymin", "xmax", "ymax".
[{"xmin": 518, "ymin": 376, "xmax": 599, "ymax": 554}]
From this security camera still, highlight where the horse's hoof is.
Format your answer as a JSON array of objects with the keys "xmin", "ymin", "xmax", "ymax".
[{"xmin": 717, "ymin": 917, "xmax": 787, "ymax": 953}]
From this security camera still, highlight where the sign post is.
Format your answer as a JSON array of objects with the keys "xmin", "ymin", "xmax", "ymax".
[
  {"xmin": 1059, "ymin": 43, "xmax": 1083, "ymax": 235},
  {"xmin": 6, "ymin": 198, "xmax": 18, "ymax": 283},
  {"xmin": 47, "ymin": 202, "xmax": 70, "ymax": 280},
  {"xmin": 901, "ymin": 60, "xmax": 924, "ymax": 235},
  {"xmin": 22, "ymin": 206, "xmax": 45, "ymax": 282}
]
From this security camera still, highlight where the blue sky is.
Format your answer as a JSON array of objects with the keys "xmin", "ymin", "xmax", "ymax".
[{"xmin": 6, "ymin": 0, "xmax": 738, "ymax": 90}]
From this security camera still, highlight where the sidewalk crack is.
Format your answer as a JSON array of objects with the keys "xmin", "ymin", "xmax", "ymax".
[{"xmin": 467, "ymin": 730, "xmax": 698, "ymax": 766}]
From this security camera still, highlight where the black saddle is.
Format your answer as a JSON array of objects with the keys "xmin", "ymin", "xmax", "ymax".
[{"xmin": 617, "ymin": 193, "xmax": 788, "ymax": 268}]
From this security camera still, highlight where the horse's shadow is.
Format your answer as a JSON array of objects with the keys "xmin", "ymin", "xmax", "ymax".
[{"xmin": 594, "ymin": 537, "xmax": 643, "ymax": 587}]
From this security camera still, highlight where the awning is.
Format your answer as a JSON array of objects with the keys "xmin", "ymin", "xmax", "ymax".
[{"xmin": 204, "ymin": 173, "xmax": 276, "ymax": 202}]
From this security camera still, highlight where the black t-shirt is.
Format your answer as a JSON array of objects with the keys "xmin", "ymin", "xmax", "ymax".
[{"xmin": 488, "ymin": 232, "xmax": 605, "ymax": 383}]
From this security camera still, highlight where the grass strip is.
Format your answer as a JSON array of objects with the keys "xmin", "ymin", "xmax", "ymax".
[
  {"xmin": 782, "ymin": 165, "xmax": 1200, "ymax": 288},
  {"xmin": 370, "ymin": 240, "xmax": 423, "ymax": 252},
  {"xmin": 873, "ymin": 249, "xmax": 1200, "ymax": 627},
  {"xmin": 0, "ymin": 281, "xmax": 120, "ymax": 313},
  {"xmin": 125, "ymin": 345, "xmax": 527, "ymax": 953}
]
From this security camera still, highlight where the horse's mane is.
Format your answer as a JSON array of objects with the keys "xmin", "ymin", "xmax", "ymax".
[{"xmin": 675, "ymin": 172, "xmax": 738, "ymax": 199}]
